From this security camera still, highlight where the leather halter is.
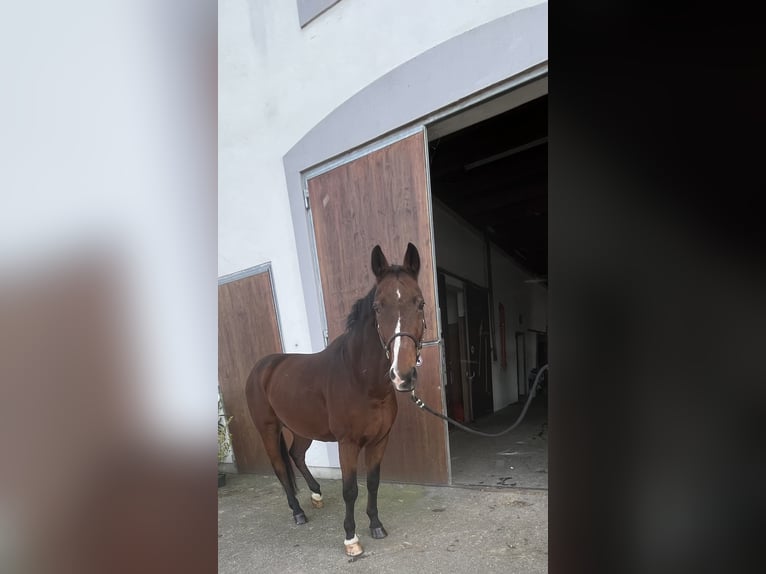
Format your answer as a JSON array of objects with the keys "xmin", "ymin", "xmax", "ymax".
[{"xmin": 375, "ymin": 314, "xmax": 426, "ymax": 367}]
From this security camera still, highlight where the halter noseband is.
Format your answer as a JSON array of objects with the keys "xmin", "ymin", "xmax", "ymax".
[{"xmin": 375, "ymin": 315, "xmax": 426, "ymax": 367}]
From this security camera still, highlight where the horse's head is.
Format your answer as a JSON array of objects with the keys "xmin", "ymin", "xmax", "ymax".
[{"xmin": 371, "ymin": 242, "xmax": 426, "ymax": 392}]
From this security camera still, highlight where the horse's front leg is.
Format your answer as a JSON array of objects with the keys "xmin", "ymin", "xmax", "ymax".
[
  {"xmin": 339, "ymin": 442, "xmax": 363, "ymax": 557},
  {"xmin": 364, "ymin": 434, "xmax": 390, "ymax": 539}
]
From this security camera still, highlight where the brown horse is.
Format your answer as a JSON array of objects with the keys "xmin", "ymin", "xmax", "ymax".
[{"xmin": 245, "ymin": 242, "xmax": 426, "ymax": 556}]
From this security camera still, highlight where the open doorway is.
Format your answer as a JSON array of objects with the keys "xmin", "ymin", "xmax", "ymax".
[{"xmin": 428, "ymin": 84, "xmax": 548, "ymax": 489}]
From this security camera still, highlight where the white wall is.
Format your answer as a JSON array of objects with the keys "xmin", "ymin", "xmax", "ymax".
[
  {"xmin": 489, "ymin": 245, "xmax": 548, "ymax": 409},
  {"xmin": 432, "ymin": 202, "xmax": 487, "ymax": 287},
  {"xmin": 220, "ymin": 0, "xmax": 545, "ymax": 347},
  {"xmin": 219, "ymin": 0, "xmax": 546, "ymax": 471}
]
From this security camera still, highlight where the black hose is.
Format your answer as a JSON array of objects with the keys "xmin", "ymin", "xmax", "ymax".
[{"xmin": 410, "ymin": 364, "xmax": 548, "ymax": 437}]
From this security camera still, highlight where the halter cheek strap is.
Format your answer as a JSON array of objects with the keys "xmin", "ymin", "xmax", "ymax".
[{"xmin": 375, "ymin": 316, "xmax": 426, "ymax": 366}]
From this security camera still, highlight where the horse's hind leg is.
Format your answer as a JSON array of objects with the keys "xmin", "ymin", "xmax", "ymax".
[
  {"xmin": 247, "ymin": 364, "xmax": 307, "ymax": 525},
  {"xmin": 364, "ymin": 434, "xmax": 391, "ymax": 539},
  {"xmin": 258, "ymin": 423, "xmax": 308, "ymax": 524},
  {"xmin": 289, "ymin": 435, "xmax": 324, "ymax": 509}
]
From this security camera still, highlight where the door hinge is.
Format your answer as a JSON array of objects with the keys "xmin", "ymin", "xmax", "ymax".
[
  {"xmin": 322, "ymin": 329, "xmax": 329, "ymax": 346},
  {"xmin": 303, "ymin": 189, "xmax": 310, "ymax": 210}
]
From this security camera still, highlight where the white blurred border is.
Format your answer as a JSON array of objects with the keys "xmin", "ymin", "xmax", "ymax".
[{"xmin": 0, "ymin": 0, "xmax": 216, "ymax": 449}]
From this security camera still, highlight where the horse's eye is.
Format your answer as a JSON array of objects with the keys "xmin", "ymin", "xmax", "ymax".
[
  {"xmin": 418, "ymin": 301, "xmax": 425, "ymax": 310},
  {"xmin": 373, "ymin": 303, "xmax": 381, "ymax": 313}
]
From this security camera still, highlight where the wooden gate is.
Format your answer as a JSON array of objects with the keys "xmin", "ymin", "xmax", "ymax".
[{"xmin": 305, "ymin": 129, "xmax": 449, "ymax": 485}]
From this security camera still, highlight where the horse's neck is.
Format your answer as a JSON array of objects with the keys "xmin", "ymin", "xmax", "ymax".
[{"xmin": 343, "ymin": 317, "xmax": 389, "ymax": 391}]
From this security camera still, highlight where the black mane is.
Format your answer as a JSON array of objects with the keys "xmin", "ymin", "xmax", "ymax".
[{"xmin": 345, "ymin": 286, "xmax": 376, "ymax": 332}]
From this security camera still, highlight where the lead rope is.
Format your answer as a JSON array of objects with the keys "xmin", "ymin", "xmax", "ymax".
[{"xmin": 410, "ymin": 364, "xmax": 548, "ymax": 437}]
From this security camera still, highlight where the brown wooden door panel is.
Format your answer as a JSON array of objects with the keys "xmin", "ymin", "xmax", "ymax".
[
  {"xmin": 306, "ymin": 130, "xmax": 449, "ymax": 485},
  {"xmin": 381, "ymin": 344, "xmax": 448, "ymax": 484},
  {"xmin": 307, "ymin": 132, "xmax": 438, "ymax": 344},
  {"xmin": 218, "ymin": 270, "xmax": 283, "ymax": 473}
]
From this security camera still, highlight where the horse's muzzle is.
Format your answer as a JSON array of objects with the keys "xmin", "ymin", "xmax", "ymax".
[{"xmin": 390, "ymin": 366, "xmax": 417, "ymax": 392}]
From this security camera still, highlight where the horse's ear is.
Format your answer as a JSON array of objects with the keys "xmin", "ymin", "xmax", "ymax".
[
  {"xmin": 371, "ymin": 245, "xmax": 389, "ymax": 279},
  {"xmin": 402, "ymin": 242, "xmax": 420, "ymax": 277}
]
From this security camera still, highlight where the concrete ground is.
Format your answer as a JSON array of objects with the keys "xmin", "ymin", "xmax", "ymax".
[
  {"xmin": 218, "ymin": 395, "xmax": 548, "ymax": 573},
  {"xmin": 218, "ymin": 473, "xmax": 547, "ymax": 573},
  {"xmin": 449, "ymin": 394, "xmax": 548, "ymax": 490}
]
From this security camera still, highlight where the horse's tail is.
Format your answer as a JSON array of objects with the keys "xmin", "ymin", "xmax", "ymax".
[{"xmin": 279, "ymin": 431, "xmax": 298, "ymax": 494}]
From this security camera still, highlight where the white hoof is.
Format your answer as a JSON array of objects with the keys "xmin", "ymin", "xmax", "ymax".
[{"xmin": 344, "ymin": 535, "xmax": 363, "ymax": 557}]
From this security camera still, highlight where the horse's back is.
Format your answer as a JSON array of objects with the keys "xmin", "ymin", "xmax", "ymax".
[{"xmin": 246, "ymin": 351, "xmax": 316, "ymax": 397}]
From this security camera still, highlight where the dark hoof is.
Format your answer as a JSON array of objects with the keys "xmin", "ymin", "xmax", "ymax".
[
  {"xmin": 294, "ymin": 513, "xmax": 307, "ymax": 525},
  {"xmin": 370, "ymin": 526, "xmax": 388, "ymax": 539}
]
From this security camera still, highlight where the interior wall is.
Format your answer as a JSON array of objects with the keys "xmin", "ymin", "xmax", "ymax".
[
  {"xmin": 432, "ymin": 202, "xmax": 487, "ymax": 287},
  {"xmin": 488, "ymin": 244, "xmax": 536, "ymax": 409},
  {"xmin": 433, "ymin": 202, "xmax": 547, "ymax": 413}
]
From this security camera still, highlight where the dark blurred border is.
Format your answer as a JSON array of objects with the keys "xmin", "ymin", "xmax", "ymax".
[{"xmin": 550, "ymin": 3, "xmax": 765, "ymax": 573}]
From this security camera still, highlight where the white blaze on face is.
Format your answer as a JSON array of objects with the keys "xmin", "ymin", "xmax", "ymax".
[
  {"xmin": 396, "ymin": 287, "xmax": 401, "ymax": 300},
  {"xmin": 391, "ymin": 314, "xmax": 402, "ymax": 378}
]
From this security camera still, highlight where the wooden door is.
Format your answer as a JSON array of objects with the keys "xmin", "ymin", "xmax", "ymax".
[
  {"xmin": 306, "ymin": 129, "xmax": 448, "ymax": 485},
  {"xmin": 218, "ymin": 267, "xmax": 283, "ymax": 473}
]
